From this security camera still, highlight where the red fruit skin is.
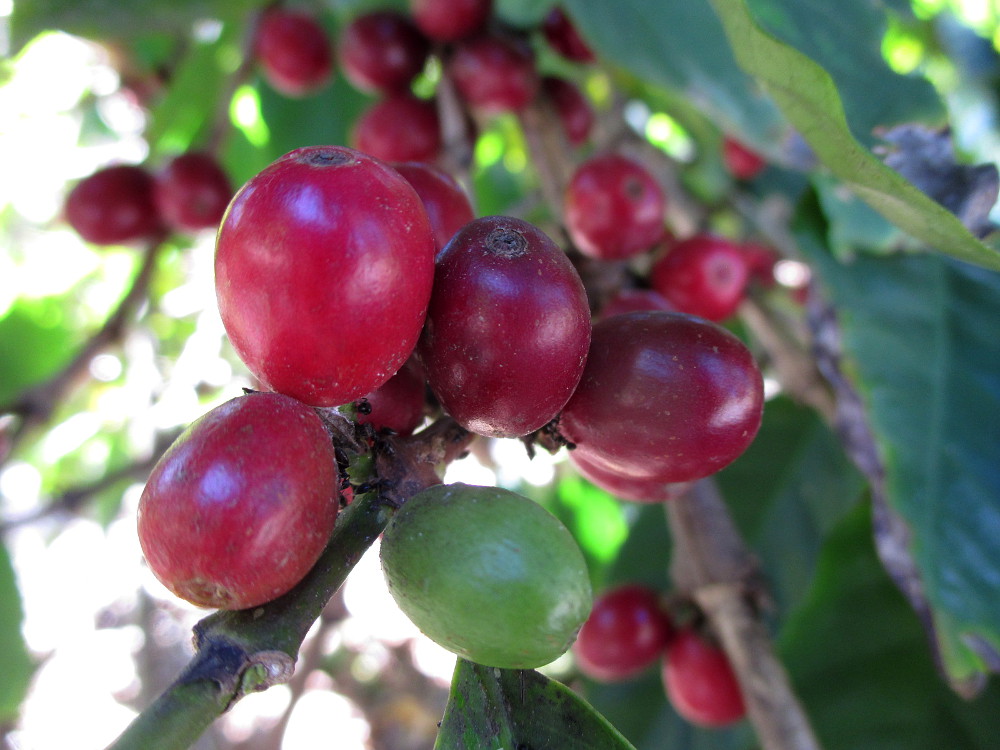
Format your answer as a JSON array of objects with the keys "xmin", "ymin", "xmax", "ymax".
[
  {"xmin": 339, "ymin": 11, "xmax": 429, "ymax": 94},
  {"xmin": 255, "ymin": 9, "xmax": 333, "ymax": 97},
  {"xmin": 574, "ymin": 585, "xmax": 674, "ymax": 682},
  {"xmin": 153, "ymin": 152, "xmax": 233, "ymax": 232},
  {"xmin": 137, "ymin": 392, "xmax": 338, "ymax": 610},
  {"xmin": 598, "ymin": 288, "xmax": 675, "ymax": 320},
  {"xmin": 565, "ymin": 154, "xmax": 666, "ymax": 260},
  {"xmin": 392, "ymin": 162, "xmax": 475, "ymax": 253},
  {"xmin": 569, "ymin": 450, "xmax": 691, "ymax": 503},
  {"xmin": 559, "ymin": 312, "xmax": 763, "ymax": 483},
  {"xmin": 447, "ymin": 34, "xmax": 539, "ymax": 115},
  {"xmin": 356, "ymin": 358, "xmax": 426, "ymax": 436},
  {"xmin": 664, "ymin": 629, "xmax": 746, "ymax": 727},
  {"xmin": 64, "ymin": 165, "xmax": 163, "ymax": 245},
  {"xmin": 418, "ymin": 216, "xmax": 591, "ymax": 438},
  {"xmin": 542, "ymin": 76, "xmax": 594, "ymax": 146},
  {"xmin": 352, "ymin": 94, "xmax": 441, "ymax": 164},
  {"xmin": 741, "ymin": 241, "xmax": 779, "ymax": 288},
  {"xmin": 410, "ymin": 0, "xmax": 492, "ymax": 41},
  {"xmin": 722, "ymin": 137, "xmax": 766, "ymax": 181},
  {"xmin": 542, "ymin": 7, "xmax": 596, "ymax": 63},
  {"xmin": 650, "ymin": 235, "xmax": 751, "ymax": 322},
  {"xmin": 215, "ymin": 146, "xmax": 436, "ymax": 407}
]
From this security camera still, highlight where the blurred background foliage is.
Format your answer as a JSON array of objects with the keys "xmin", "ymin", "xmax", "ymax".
[{"xmin": 1, "ymin": 0, "xmax": 1000, "ymax": 748}]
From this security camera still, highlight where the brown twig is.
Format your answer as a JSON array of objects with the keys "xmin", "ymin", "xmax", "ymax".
[{"xmin": 668, "ymin": 480, "xmax": 823, "ymax": 750}]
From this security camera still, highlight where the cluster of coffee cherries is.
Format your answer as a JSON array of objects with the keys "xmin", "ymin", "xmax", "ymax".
[{"xmin": 574, "ymin": 584, "xmax": 746, "ymax": 727}]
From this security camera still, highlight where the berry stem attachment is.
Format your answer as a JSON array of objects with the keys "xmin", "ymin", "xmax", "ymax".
[{"xmin": 667, "ymin": 479, "xmax": 823, "ymax": 750}]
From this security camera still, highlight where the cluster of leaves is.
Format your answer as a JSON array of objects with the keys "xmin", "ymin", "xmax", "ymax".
[{"xmin": 2, "ymin": 0, "xmax": 1000, "ymax": 748}]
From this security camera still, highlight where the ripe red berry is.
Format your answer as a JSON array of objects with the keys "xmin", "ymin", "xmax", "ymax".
[
  {"xmin": 153, "ymin": 152, "xmax": 232, "ymax": 233},
  {"xmin": 598, "ymin": 288, "xmax": 675, "ymax": 319},
  {"xmin": 559, "ymin": 312, "xmax": 763, "ymax": 483},
  {"xmin": 137, "ymin": 392, "xmax": 338, "ymax": 610},
  {"xmin": 564, "ymin": 154, "xmax": 666, "ymax": 260},
  {"xmin": 351, "ymin": 94, "xmax": 441, "ymax": 164},
  {"xmin": 542, "ymin": 7, "xmax": 596, "ymax": 63},
  {"xmin": 418, "ymin": 216, "xmax": 591, "ymax": 438},
  {"xmin": 542, "ymin": 76, "xmax": 594, "ymax": 146},
  {"xmin": 574, "ymin": 584, "xmax": 674, "ymax": 682},
  {"xmin": 409, "ymin": 0, "xmax": 492, "ymax": 42},
  {"xmin": 650, "ymin": 235, "xmax": 751, "ymax": 322},
  {"xmin": 663, "ymin": 628, "xmax": 746, "ymax": 727},
  {"xmin": 254, "ymin": 8, "xmax": 333, "ymax": 97},
  {"xmin": 64, "ymin": 164, "xmax": 163, "ymax": 245},
  {"xmin": 740, "ymin": 241, "xmax": 779, "ymax": 288},
  {"xmin": 722, "ymin": 137, "xmax": 766, "ymax": 181},
  {"xmin": 391, "ymin": 162, "xmax": 475, "ymax": 253},
  {"xmin": 339, "ymin": 11, "xmax": 429, "ymax": 94},
  {"xmin": 569, "ymin": 450, "xmax": 691, "ymax": 503},
  {"xmin": 355, "ymin": 358, "xmax": 426, "ymax": 436},
  {"xmin": 215, "ymin": 146, "xmax": 436, "ymax": 407},
  {"xmin": 447, "ymin": 34, "xmax": 539, "ymax": 115}
]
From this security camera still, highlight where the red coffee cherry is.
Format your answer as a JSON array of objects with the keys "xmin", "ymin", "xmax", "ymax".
[
  {"xmin": 650, "ymin": 235, "xmax": 751, "ymax": 322},
  {"xmin": 542, "ymin": 76, "xmax": 594, "ymax": 146},
  {"xmin": 255, "ymin": 8, "xmax": 333, "ymax": 97},
  {"xmin": 392, "ymin": 162, "xmax": 475, "ymax": 253},
  {"xmin": 722, "ymin": 136, "xmax": 766, "ymax": 180},
  {"xmin": 409, "ymin": 0, "xmax": 492, "ymax": 42},
  {"xmin": 418, "ymin": 216, "xmax": 591, "ymax": 438},
  {"xmin": 339, "ymin": 11, "xmax": 429, "ymax": 94},
  {"xmin": 564, "ymin": 153, "xmax": 666, "ymax": 260},
  {"xmin": 215, "ymin": 146, "xmax": 436, "ymax": 407},
  {"xmin": 351, "ymin": 94, "xmax": 441, "ymax": 164},
  {"xmin": 542, "ymin": 7, "xmax": 596, "ymax": 63},
  {"xmin": 559, "ymin": 312, "xmax": 763, "ymax": 483},
  {"xmin": 447, "ymin": 34, "xmax": 539, "ymax": 115},
  {"xmin": 153, "ymin": 152, "xmax": 232, "ymax": 233},
  {"xmin": 64, "ymin": 164, "xmax": 163, "ymax": 245},
  {"xmin": 663, "ymin": 628, "xmax": 746, "ymax": 727},
  {"xmin": 598, "ymin": 288, "xmax": 675, "ymax": 319},
  {"xmin": 574, "ymin": 584, "xmax": 674, "ymax": 682},
  {"xmin": 740, "ymin": 241, "xmax": 779, "ymax": 288},
  {"xmin": 355, "ymin": 358, "xmax": 426, "ymax": 436},
  {"xmin": 569, "ymin": 450, "xmax": 691, "ymax": 503},
  {"xmin": 137, "ymin": 392, "xmax": 338, "ymax": 610}
]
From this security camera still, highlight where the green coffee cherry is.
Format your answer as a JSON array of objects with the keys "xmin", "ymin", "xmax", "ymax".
[{"xmin": 380, "ymin": 483, "xmax": 593, "ymax": 668}]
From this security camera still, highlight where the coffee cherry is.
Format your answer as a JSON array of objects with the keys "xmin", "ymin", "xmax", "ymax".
[
  {"xmin": 137, "ymin": 392, "xmax": 338, "ymax": 610},
  {"xmin": 598, "ymin": 288, "xmax": 675, "ymax": 319},
  {"xmin": 409, "ymin": 0, "xmax": 492, "ymax": 42},
  {"xmin": 215, "ymin": 146, "xmax": 435, "ymax": 407},
  {"xmin": 574, "ymin": 584, "xmax": 674, "ymax": 682},
  {"xmin": 255, "ymin": 8, "xmax": 333, "ymax": 97},
  {"xmin": 64, "ymin": 164, "xmax": 163, "ymax": 245},
  {"xmin": 741, "ymin": 241, "xmax": 779, "ymax": 288},
  {"xmin": 153, "ymin": 152, "xmax": 232, "ymax": 233},
  {"xmin": 663, "ymin": 628, "xmax": 746, "ymax": 727},
  {"xmin": 559, "ymin": 312, "xmax": 763, "ymax": 483},
  {"xmin": 564, "ymin": 154, "xmax": 666, "ymax": 260},
  {"xmin": 447, "ymin": 34, "xmax": 539, "ymax": 115},
  {"xmin": 380, "ymin": 483, "xmax": 592, "ymax": 668},
  {"xmin": 339, "ymin": 11, "xmax": 429, "ymax": 94},
  {"xmin": 542, "ymin": 76, "xmax": 594, "ymax": 146},
  {"xmin": 351, "ymin": 94, "xmax": 441, "ymax": 164},
  {"xmin": 722, "ymin": 137, "xmax": 766, "ymax": 181},
  {"xmin": 355, "ymin": 358, "xmax": 425, "ymax": 436},
  {"xmin": 542, "ymin": 7, "xmax": 596, "ymax": 63},
  {"xmin": 418, "ymin": 216, "xmax": 591, "ymax": 438},
  {"xmin": 650, "ymin": 235, "xmax": 751, "ymax": 322},
  {"xmin": 569, "ymin": 450, "xmax": 691, "ymax": 503},
  {"xmin": 391, "ymin": 162, "xmax": 475, "ymax": 253}
]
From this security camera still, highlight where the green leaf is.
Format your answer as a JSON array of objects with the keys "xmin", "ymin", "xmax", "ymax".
[
  {"xmin": 0, "ymin": 540, "xmax": 34, "ymax": 723},
  {"xmin": 706, "ymin": 0, "xmax": 1000, "ymax": 271},
  {"xmin": 0, "ymin": 301, "xmax": 77, "ymax": 406},
  {"xmin": 779, "ymin": 502, "xmax": 1000, "ymax": 750},
  {"xmin": 797, "ymin": 203, "xmax": 1000, "ymax": 688},
  {"xmin": 436, "ymin": 659, "xmax": 636, "ymax": 750}
]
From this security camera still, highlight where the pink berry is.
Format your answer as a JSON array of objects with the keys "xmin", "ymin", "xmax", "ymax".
[
  {"xmin": 447, "ymin": 34, "xmax": 539, "ymax": 115},
  {"xmin": 663, "ymin": 628, "xmax": 746, "ymax": 727},
  {"xmin": 255, "ymin": 8, "xmax": 333, "ymax": 97},
  {"xmin": 392, "ymin": 162, "xmax": 475, "ymax": 253},
  {"xmin": 542, "ymin": 76, "xmax": 594, "ymax": 146},
  {"xmin": 650, "ymin": 235, "xmax": 751, "ymax": 322},
  {"xmin": 153, "ymin": 152, "xmax": 232, "ymax": 233},
  {"xmin": 409, "ymin": 0, "xmax": 492, "ymax": 42},
  {"xmin": 339, "ymin": 11, "xmax": 429, "ymax": 94},
  {"xmin": 542, "ymin": 7, "xmax": 596, "ymax": 63},
  {"xmin": 352, "ymin": 94, "xmax": 441, "ymax": 164},
  {"xmin": 64, "ymin": 164, "xmax": 163, "ymax": 245}
]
